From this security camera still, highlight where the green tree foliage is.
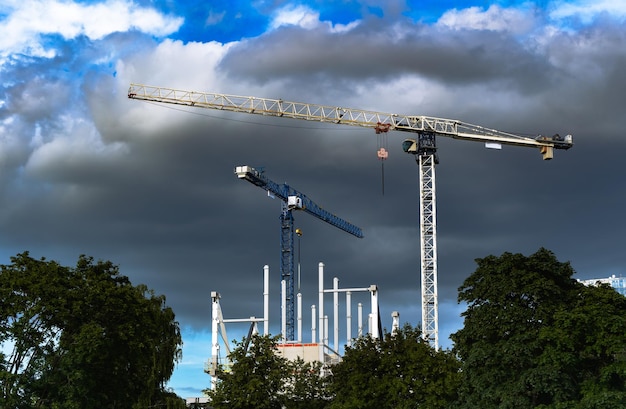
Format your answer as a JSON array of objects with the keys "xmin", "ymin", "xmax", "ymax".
[
  {"xmin": 329, "ymin": 324, "xmax": 461, "ymax": 409},
  {"xmin": 451, "ymin": 248, "xmax": 626, "ymax": 408},
  {"xmin": 206, "ymin": 334, "xmax": 288, "ymax": 409},
  {"xmin": 206, "ymin": 334, "xmax": 330, "ymax": 409},
  {"xmin": 284, "ymin": 359, "xmax": 331, "ymax": 409},
  {"xmin": 0, "ymin": 252, "xmax": 184, "ymax": 409}
]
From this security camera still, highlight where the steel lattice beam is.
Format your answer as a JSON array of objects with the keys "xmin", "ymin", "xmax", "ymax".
[
  {"xmin": 419, "ymin": 154, "xmax": 439, "ymax": 349},
  {"xmin": 280, "ymin": 203, "xmax": 295, "ymax": 341}
]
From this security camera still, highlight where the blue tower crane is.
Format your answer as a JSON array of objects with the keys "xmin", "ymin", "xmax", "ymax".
[{"xmin": 235, "ymin": 165, "xmax": 363, "ymax": 341}]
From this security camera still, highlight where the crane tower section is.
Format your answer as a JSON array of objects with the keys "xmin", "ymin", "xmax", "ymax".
[{"xmin": 412, "ymin": 132, "xmax": 439, "ymax": 347}]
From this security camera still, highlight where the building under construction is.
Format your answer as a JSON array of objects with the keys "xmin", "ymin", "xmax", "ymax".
[
  {"xmin": 208, "ymin": 262, "xmax": 396, "ymax": 390},
  {"xmin": 578, "ymin": 275, "xmax": 626, "ymax": 296}
]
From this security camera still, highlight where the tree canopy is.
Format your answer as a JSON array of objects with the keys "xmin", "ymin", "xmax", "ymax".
[
  {"xmin": 0, "ymin": 252, "xmax": 185, "ymax": 409},
  {"xmin": 451, "ymin": 248, "xmax": 626, "ymax": 408},
  {"xmin": 206, "ymin": 326, "xmax": 460, "ymax": 409},
  {"xmin": 206, "ymin": 334, "xmax": 288, "ymax": 409},
  {"xmin": 206, "ymin": 334, "xmax": 330, "ymax": 409},
  {"xmin": 329, "ymin": 324, "xmax": 461, "ymax": 409}
]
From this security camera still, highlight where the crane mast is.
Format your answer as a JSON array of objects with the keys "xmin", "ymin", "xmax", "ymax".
[
  {"xmin": 129, "ymin": 84, "xmax": 573, "ymax": 348},
  {"xmin": 412, "ymin": 132, "xmax": 439, "ymax": 348},
  {"xmin": 235, "ymin": 165, "xmax": 363, "ymax": 341}
]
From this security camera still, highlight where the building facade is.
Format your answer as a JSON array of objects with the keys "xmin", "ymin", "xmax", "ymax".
[{"xmin": 578, "ymin": 274, "xmax": 626, "ymax": 296}]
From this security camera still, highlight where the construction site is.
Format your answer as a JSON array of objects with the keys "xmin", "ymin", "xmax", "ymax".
[{"xmin": 128, "ymin": 83, "xmax": 573, "ymax": 405}]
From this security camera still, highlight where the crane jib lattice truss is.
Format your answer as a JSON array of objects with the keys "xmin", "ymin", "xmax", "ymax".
[
  {"xmin": 129, "ymin": 84, "xmax": 573, "ymax": 348},
  {"xmin": 127, "ymin": 84, "xmax": 572, "ymax": 154}
]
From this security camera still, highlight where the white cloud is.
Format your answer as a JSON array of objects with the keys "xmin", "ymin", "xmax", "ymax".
[
  {"xmin": 118, "ymin": 38, "xmax": 230, "ymax": 86},
  {"xmin": 115, "ymin": 38, "xmax": 233, "ymax": 135},
  {"xmin": 270, "ymin": 5, "xmax": 320, "ymax": 30},
  {"xmin": 550, "ymin": 0, "xmax": 626, "ymax": 23},
  {"xmin": 269, "ymin": 4, "xmax": 360, "ymax": 33},
  {"xmin": 0, "ymin": 0, "xmax": 183, "ymax": 60},
  {"xmin": 437, "ymin": 4, "xmax": 532, "ymax": 34},
  {"xmin": 24, "ymin": 115, "xmax": 128, "ymax": 180}
]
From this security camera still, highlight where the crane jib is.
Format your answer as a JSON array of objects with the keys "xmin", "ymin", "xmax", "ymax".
[
  {"xmin": 128, "ymin": 84, "xmax": 572, "ymax": 155},
  {"xmin": 234, "ymin": 166, "xmax": 363, "ymax": 239}
]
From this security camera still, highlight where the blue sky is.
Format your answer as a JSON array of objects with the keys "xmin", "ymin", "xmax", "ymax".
[{"xmin": 2, "ymin": 0, "xmax": 626, "ymax": 399}]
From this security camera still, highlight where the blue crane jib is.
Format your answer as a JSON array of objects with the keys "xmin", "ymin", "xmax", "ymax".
[
  {"xmin": 235, "ymin": 166, "xmax": 364, "ymax": 238},
  {"xmin": 235, "ymin": 165, "xmax": 363, "ymax": 341}
]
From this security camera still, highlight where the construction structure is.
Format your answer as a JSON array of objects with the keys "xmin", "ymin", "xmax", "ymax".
[
  {"xmin": 578, "ymin": 275, "xmax": 626, "ymax": 296},
  {"xmin": 128, "ymin": 84, "xmax": 573, "ymax": 348},
  {"xmin": 209, "ymin": 262, "xmax": 382, "ymax": 391},
  {"xmin": 235, "ymin": 165, "xmax": 363, "ymax": 341}
]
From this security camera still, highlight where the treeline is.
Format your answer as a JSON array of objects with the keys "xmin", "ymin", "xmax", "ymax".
[
  {"xmin": 0, "ymin": 252, "xmax": 186, "ymax": 409},
  {"xmin": 2, "ymin": 248, "xmax": 626, "ymax": 408},
  {"xmin": 206, "ymin": 248, "xmax": 626, "ymax": 409}
]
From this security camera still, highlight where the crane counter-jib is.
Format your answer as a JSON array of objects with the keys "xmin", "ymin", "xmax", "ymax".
[{"xmin": 128, "ymin": 83, "xmax": 573, "ymax": 153}]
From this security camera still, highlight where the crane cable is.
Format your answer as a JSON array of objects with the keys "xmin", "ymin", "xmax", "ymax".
[{"xmin": 375, "ymin": 122, "xmax": 391, "ymax": 195}]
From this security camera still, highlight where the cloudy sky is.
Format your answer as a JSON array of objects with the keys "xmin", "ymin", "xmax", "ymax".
[{"xmin": 2, "ymin": 0, "xmax": 625, "ymax": 398}]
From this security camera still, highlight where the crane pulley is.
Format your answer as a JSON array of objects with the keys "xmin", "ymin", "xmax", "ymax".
[{"xmin": 129, "ymin": 83, "xmax": 573, "ymax": 348}]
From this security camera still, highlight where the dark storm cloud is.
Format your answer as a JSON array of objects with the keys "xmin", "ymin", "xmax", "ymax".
[
  {"xmin": 219, "ymin": 18, "xmax": 555, "ymax": 93},
  {"xmin": 215, "ymin": 10, "xmax": 626, "ymax": 146}
]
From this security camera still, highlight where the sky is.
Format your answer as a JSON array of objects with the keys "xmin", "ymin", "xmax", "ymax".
[{"xmin": 1, "ymin": 0, "xmax": 626, "ymax": 399}]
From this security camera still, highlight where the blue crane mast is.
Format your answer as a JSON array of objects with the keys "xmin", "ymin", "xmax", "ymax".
[{"xmin": 235, "ymin": 165, "xmax": 363, "ymax": 341}]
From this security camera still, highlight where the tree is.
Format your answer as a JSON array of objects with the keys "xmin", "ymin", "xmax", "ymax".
[
  {"xmin": 544, "ymin": 283, "xmax": 626, "ymax": 408},
  {"xmin": 328, "ymin": 324, "xmax": 461, "ymax": 409},
  {"xmin": 206, "ymin": 334, "xmax": 289, "ymax": 409},
  {"xmin": 206, "ymin": 334, "xmax": 331, "ymax": 409},
  {"xmin": 0, "ymin": 252, "xmax": 184, "ymax": 409},
  {"xmin": 451, "ymin": 248, "xmax": 626, "ymax": 408},
  {"xmin": 284, "ymin": 358, "xmax": 331, "ymax": 409}
]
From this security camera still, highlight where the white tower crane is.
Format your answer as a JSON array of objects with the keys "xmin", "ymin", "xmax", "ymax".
[{"xmin": 128, "ymin": 84, "xmax": 573, "ymax": 348}]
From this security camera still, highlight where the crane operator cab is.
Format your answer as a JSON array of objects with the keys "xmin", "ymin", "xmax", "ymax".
[
  {"xmin": 287, "ymin": 196, "xmax": 303, "ymax": 210},
  {"xmin": 402, "ymin": 132, "xmax": 440, "ymax": 164}
]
